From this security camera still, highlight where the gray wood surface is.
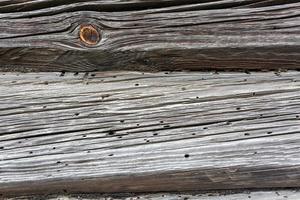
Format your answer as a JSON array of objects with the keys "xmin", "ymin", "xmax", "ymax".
[
  {"xmin": 0, "ymin": 71, "xmax": 300, "ymax": 196},
  {"xmin": 0, "ymin": 0, "xmax": 299, "ymax": 72},
  {"xmin": 7, "ymin": 190, "xmax": 300, "ymax": 200}
]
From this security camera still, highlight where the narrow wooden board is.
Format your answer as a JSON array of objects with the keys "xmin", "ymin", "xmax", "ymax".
[
  {"xmin": 7, "ymin": 190, "xmax": 300, "ymax": 200},
  {"xmin": 0, "ymin": 71, "xmax": 300, "ymax": 196},
  {"xmin": 0, "ymin": 0, "xmax": 299, "ymax": 71}
]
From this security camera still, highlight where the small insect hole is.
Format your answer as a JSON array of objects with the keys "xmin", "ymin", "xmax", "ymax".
[
  {"xmin": 60, "ymin": 71, "xmax": 65, "ymax": 77},
  {"xmin": 108, "ymin": 130, "xmax": 115, "ymax": 136}
]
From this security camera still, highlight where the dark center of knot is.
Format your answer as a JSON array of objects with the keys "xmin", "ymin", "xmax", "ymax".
[{"xmin": 79, "ymin": 25, "xmax": 101, "ymax": 46}]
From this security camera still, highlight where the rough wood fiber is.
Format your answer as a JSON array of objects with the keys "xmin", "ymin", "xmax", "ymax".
[
  {"xmin": 7, "ymin": 190, "xmax": 300, "ymax": 200},
  {"xmin": 0, "ymin": 0, "xmax": 299, "ymax": 72},
  {"xmin": 0, "ymin": 71, "xmax": 300, "ymax": 196}
]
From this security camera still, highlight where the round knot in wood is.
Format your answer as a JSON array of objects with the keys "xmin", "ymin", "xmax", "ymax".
[{"xmin": 79, "ymin": 25, "xmax": 101, "ymax": 46}]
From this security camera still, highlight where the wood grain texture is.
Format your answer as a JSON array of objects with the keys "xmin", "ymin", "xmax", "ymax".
[
  {"xmin": 7, "ymin": 190, "xmax": 300, "ymax": 200},
  {"xmin": 0, "ymin": 0, "xmax": 299, "ymax": 72},
  {"xmin": 0, "ymin": 71, "xmax": 300, "ymax": 196}
]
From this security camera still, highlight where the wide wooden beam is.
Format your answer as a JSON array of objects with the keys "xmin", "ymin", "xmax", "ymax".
[
  {"xmin": 0, "ymin": 0, "xmax": 299, "ymax": 72},
  {"xmin": 0, "ymin": 71, "xmax": 300, "ymax": 196}
]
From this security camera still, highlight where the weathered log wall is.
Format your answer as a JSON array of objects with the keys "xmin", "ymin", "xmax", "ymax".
[
  {"xmin": 0, "ymin": 0, "xmax": 299, "ymax": 71},
  {"xmin": 1, "ymin": 71, "xmax": 300, "ymax": 196}
]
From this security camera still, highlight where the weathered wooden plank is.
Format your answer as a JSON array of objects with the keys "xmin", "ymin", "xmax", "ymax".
[
  {"xmin": 0, "ymin": 71, "xmax": 300, "ymax": 196},
  {"xmin": 7, "ymin": 190, "xmax": 300, "ymax": 200},
  {"xmin": 0, "ymin": 0, "xmax": 299, "ymax": 72}
]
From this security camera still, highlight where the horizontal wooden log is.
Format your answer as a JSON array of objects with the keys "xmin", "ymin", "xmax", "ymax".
[
  {"xmin": 7, "ymin": 190, "xmax": 300, "ymax": 200},
  {"xmin": 0, "ymin": 0, "xmax": 299, "ymax": 72},
  {"xmin": 0, "ymin": 71, "xmax": 300, "ymax": 196}
]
